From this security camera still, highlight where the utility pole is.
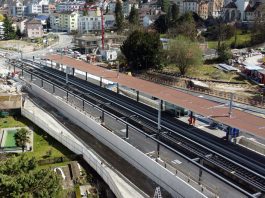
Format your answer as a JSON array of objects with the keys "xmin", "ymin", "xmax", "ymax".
[{"xmin": 228, "ymin": 92, "xmax": 234, "ymax": 117}]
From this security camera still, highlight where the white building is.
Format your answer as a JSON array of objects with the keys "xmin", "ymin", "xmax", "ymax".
[
  {"xmin": 56, "ymin": 1, "xmax": 85, "ymax": 12},
  {"xmin": 28, "ymin": 4, "xmax": 42, "ymax": 14},
  {"xmin": 0, "ymin": 22, "xmax": 4, "ymax": 39},
  {"xmin": 183, "ymin": 0, "xmax": 199, "ymax": 13},
  {"xmin": 50, "ymin": 11, "xmax": 79, "ymax": 32},
  {"xmin": 78, "ymin": 14, "xmax": 115, "ymax": 34},
  {"xmin": 222, "ymin": 0, "xmax": 264, "ymax": 21},
  {"xmin": 10, "ymin": 0, "xmax": 27, "ymax": 18},
  {"xmin": 143, "ymin": 15, "xmax": 158, "ymax": 27}
]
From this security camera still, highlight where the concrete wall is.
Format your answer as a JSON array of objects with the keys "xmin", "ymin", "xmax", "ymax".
[
  {"xmin": 26, "ymin": 82, "xmax": 206, "ymax": 198},
  {"xmin": 21, "ymin": 100, "xmax": 145, "ymax": 198}
]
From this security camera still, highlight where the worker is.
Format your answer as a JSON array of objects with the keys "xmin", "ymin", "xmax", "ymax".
[{"xmin": 192, "ymin": 117, "xmax": 196, "ymax": 126}]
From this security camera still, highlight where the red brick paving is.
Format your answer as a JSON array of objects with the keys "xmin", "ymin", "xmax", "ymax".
[{"xmin": 47, "ymin": 54, "xmax": 265, "ymax": 139}]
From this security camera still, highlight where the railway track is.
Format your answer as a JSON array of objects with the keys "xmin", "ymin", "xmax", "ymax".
[{"xmin": 9, "ymin": 58, "xmax": 265, "ymax": 197}]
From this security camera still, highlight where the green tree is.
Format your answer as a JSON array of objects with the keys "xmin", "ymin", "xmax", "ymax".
[
  {"xmin": 3, "ymin": 15, "xmax": 16, "ymax": 40},
  {"xmin": 154, "ymin": 15, "xmax": 169, "ymax": 34},
  {"xmin": 161, "ymin": 0, "xmax": 169, "ymax": 13},
  {"xmin": 217, "ymin": 43, "xmax": 232, "ymax": 62},
  {"xmin": 167, "ymin": 36, "xmax": 202, "ymax": 75},
  {"xmin": 0, "ymin": 155, "xmax": 61, "ymax": 197},
  {"xmin": 14, "ymin": 128, "xmax": 31, "ymax": 152},
  {"xmin": 115, "ymin": 0, "xmax": 124, "ymax": 31},
  {"xmin": 169, "ymin": 12, "xmax": 197, "ymax": 40},
  {"xmin": 120, "ymin": 30, "xmax": 162, "ymax": 71},
  {"xmin": 16, "ymin": 28, "xmax": 22, "ymax": 39},
  {"xmin": 128, "ymin": 5, "xmax": 139, "ymax": 26},
  {"xmin": 171, "ymin": 3, "xmax": 179, "ymax": 22}
]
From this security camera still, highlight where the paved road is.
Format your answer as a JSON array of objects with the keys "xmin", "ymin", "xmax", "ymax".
[{"xmin": 1, "ymin": 33, "xmax": 74, "ymax": 60}]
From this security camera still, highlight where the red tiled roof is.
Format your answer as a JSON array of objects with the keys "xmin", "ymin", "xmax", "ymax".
[{"xmin": 47, "ymin": 54, "xmax": 265, "ymax": 139}]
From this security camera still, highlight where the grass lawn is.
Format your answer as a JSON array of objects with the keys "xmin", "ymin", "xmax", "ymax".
[
  {"xmin": 4, "ymin": 129, "xmax": 17, "ymax": 147},
  {"xmin": 162, "ymin": 64, "xmax": 247, "ymax": 82},
  {"xmin": 207, "ymin": 33, "xmax": 251, "ymax": 49},
  {"xmin": 0, "ymin": 116, "xmax": 75, "ymax": 166}
]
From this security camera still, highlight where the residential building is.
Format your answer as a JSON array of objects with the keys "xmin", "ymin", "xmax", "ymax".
[
  {"xmin": 198, "ymin": 1, "xmax": 209, "ymax": 19},
  {"xmin": 208, "ymin": 0, "xmax": 224, "ymax": 17},
  {"xmin": 0, "ymin": 22, "xmax": 4, "ymax": 39},
  {"xmin": 49, "ymin": 4, "xmax": 56, "ymax": 13},
  {"xmin": 244, "ymin": 2, "xmax": 262, "ymax": 21},
  {"xmin": 183, "ymin": 0, "xmax": 199, "ymax": 13},
  {"xmin": 123, "ymin": 0, "xmax": 139, "ymax": 17},
  {"xmin": 13, "ymin": 18, "xmax": 28, "ymax": 34},
  {"xmin": 27, "ymin": 4, "xmax": 42, "ymax": 14},
  {"xmin": 56, "ymin": 1, "xmax": 85, "ymax": 12},
  {"xmin": 10, "ymin": 0, "xmax": 26, "ymax": 18},
  {"xmin": 50, "ymin": 11, "xmax": 79, "ymax": 32},
  {"xmin": 78, "ymin": 14, "xmax": 115, "ymax": 34},
  {"xmin": 221, "ymin": 0, "xmax": 263, "ymax": 21},
  {"xmin": 139, "ymin": 7, "xmax": 163, "ymax": 25},
  {"xmin": 25, "ymin": 18, "xmax": 44, "ymax": 38},
  {"xmin": 50, "ymin": 12, "xmax": 60, "ymax": 31}
]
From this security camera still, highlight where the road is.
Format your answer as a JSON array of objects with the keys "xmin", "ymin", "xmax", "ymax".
[{"xmin": 1, "ymin": 33, "xmax": 74, "ymax": 60}]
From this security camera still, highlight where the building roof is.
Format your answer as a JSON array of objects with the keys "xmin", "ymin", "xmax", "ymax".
[
  {"xmin": 46, "ymin": 54, "xmax": 265, "ymax": 139},
  {"xmin": 224, "ymin": 2, "xmax": 237, "ymax": 9},
  {"xmin": 35, "ymin": 15, "xmax": 49, "ymax": 21},
  {"xmin": 26, "ymin": 18, "xmax": 42, "ymax": 25},
  {"xmin": 245, "ymin": 2, "xmax": 261, "ymax": 12}
]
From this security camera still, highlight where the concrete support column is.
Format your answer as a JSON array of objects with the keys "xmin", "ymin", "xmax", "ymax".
[
  {"xmin": 82, "ymin": 99, "xmax": 85, "ymax": 111},
  {"xmin": 157, "ymin": 100, "xmax": 163, "ymax": 158},
  {"xmin": 117, "ymin": 83, "xmax": 119, "ymax": 94},
  {"xmin": 136, "ymin": 90, "xmax": 139, "ymax": 102},
  {"xmin": 100, "ymin": 77, "xmax": 102, "ymax": 87},
  {"xmin": 30, "ymin": 73, "xmax": 33, "ymax": 81},
  {"xmin": 66, "ymin": 91, "xmax": 69, "ymax": 102},
  {"xmin": 52, "ymin": 84, "xmax": 55, "ymax": 94},
  {"xmin": 198, "ymin": 159, "xmax": 204, "ymax": 185},
  {"xmin": 125, "ymin": 118, "xmax": 129, "ymax": 139},
  {"xmin": 101, "ymin": 110, "xmax": 105, "ymax": 125}
]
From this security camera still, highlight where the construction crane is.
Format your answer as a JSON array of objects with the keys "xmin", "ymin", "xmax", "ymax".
[
  {"xmin": 99, "ymin": 0, "xmax": 108, "ymax": 50},
  {"xmin": 83, "ymin": 0, "xmax": 108, "ymax": 50}
]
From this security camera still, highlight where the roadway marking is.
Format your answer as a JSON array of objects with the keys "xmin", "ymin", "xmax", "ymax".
[
  {"xmin": 171, "ymin": 159, "xmax": 182, "ymax": 165},
  {"xmin": 145, "ymin": 151, "xmax": 155, "ymax": 155},
  {"xmin": 120, "ymin": 129, "xmax": 126, "ymax": 133}
]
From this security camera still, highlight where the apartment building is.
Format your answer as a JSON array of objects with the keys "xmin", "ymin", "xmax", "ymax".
[
  {"xmin": 78, "ymin": 14, "xmax": 115, "ymax": 34},
  {"xmin": 56, "ymin": 1, "xmax": 85, "ymax": 12},
  {"xmin": 25, "ymin": 18, "xmax": 44, "ymax": 38},
  {"xmin": 50, "ymin": 11, "xmax": 79, "ymax": 33}
]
